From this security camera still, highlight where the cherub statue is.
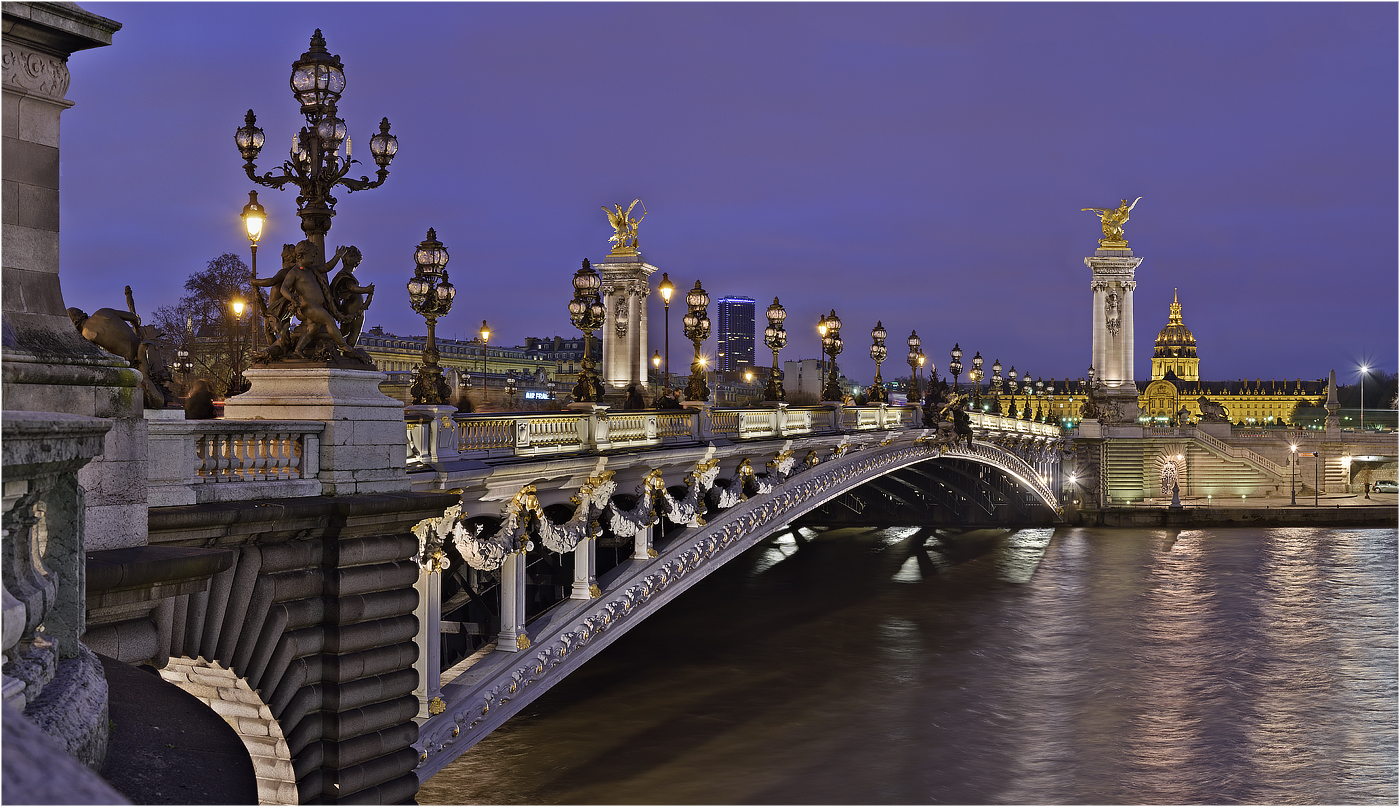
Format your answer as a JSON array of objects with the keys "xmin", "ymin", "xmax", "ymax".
[
  {"xmin": 280, "ymin": 240, "xmax": 367, "ymax": 361},
  {"xmin": 249, "ymin": 243, "xmax": 300, "ymax": 356},
  {"xmin": 331, "ymin": 245, "xmax": 375, "ymax": 347},
  {"xmin": 602, "ymin": 199, "xmax": 646, "ymax": 253},
  {"xmin": 1081, "ymin": 197, "xmax": 1141, "ymax": 246},
  {"xmin": 68, "ymin": 304, "xmax": 172, "ymax": 409}
]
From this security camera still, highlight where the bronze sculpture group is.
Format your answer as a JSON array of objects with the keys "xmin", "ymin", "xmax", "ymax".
[{"xmin": 251, "ymin": 239, "xmax": 375, "ymax": 365}]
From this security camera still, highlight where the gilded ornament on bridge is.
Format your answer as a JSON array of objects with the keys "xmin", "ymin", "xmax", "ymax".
[
  {"xmin": 602, "ymin": 199, "xmax": 646, "ymax": 256},
  {"xmin": 589, "ymin": 584, "xmax": 602, "ymax": 598},
  {"xmin": 428, "ymin": 697, "xmax": 446, "ymax": 716},
  {"xmin": 1081, "ymin": 197, "xmax": 1140, "ymax": 248},
  {"xmin": 515, "ymin": 634, "xmax": 532, "ymax": 650}
]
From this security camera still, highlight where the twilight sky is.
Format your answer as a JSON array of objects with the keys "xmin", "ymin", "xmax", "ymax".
[{"xmin": 59, "ymin": 2, "xmax": 1396, "ymax": 385}]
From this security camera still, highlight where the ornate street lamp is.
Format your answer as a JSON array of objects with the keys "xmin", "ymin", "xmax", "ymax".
[
  {"xmin": 817, "ymin": 313, "xmax": 830, "ymax": 384},
  {"xmin": 658, "ymin": 273, "xmax": 673, "ymax": 388},
  {"xmin": 547, "ymin": 378, "xmax": 557, "ymax": 401},
  {"xmin": 763, "ymin": 297, "xmax": 787, "ymax": 401},
  {"xmin": 1035, "ymin": 377, "xmax": 1046, "ymax": 422},
  {"xmin": 868, "ymin": 321, "xmax": 889, "ymax": 403},
  {"xmin": 906, "ymin": 330, "xmax": 921, "ymax": 400},
  {"xmin": 1022, "ymin": 371, "xmax": 1032, "ymax": 419},
  {"xmin": 406, "ymin": 228, "xmax": 455, "ymax": 405},
  {"xmin": 970, "ymin": 351, "xmax": 984, "ymax": 409},
  {"xmin": 651, "ymin": 350, "xmax": 662, "ymax": 391},
  {"xmin": 478, "ymin": 320, "xmax": 491, "ymax": 401},
  {"xmin": 990, "ymin": 358, "xmax": 1003, "ymax": 414},
  {"xmin": 504, "ymin": 375, "xmax": 517, "ymax": 408},
  {"xmin": 240, "ymin": 190, "xmax": 270, "ymax": 350},
  {"xmin": 1006, "ymin": 365, "xmax": 1018, "ymax": 418},
  {"xmin": 949, "ymin": 343, "xmax": 963, "ymax": 392},
  {"xmin": 234, "ymin": 30, "xmax": 398, "ymax": 257},
  {"xmin": 682, "ymin": 280, "xmax": 711, "ymax": 402},
  {"xmin": 568, "ymin": 260, "xmax": 606, "ymax": 402},
  {"xmin": 821, "ymin": 310, "xmax": 844, "ymax": 402},
  {"xmin": 918, "ymin": 351, "xmax": 927, "ymax": 397}
]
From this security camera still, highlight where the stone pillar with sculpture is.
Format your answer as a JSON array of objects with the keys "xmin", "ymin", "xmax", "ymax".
[
  {"xmin": 1082, "ymin": 197, "xmax": 1144, "ymax": 426},
  {"xmin": 595, "ymin": 200, "xmax": 658, "ymax": 400}
]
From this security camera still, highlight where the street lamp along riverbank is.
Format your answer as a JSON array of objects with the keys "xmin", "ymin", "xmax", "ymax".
[{"xmin": 407, "ymin": 229, "xmax": 454, "ymax": 405}]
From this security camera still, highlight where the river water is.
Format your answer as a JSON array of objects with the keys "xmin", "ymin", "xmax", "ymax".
[{"xmin": 420, "ymin": 526, "xmax": 1398, "ymax": 804}]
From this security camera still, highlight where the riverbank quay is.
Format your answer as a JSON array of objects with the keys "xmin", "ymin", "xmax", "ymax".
[{"xmin": 1072, "ymin": 493, "xmax": 1397, "ymax": 528}]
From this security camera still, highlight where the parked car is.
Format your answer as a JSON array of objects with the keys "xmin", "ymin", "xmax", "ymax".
[{"xmin": 1372, "ymin": 480, "xmax": 1398, "ymax": 494}]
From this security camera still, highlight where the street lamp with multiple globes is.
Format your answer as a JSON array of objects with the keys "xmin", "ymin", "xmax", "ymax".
[
  {"xmin": 1022, "ymin": 371, "xmax": 1033, "ymax": 419},
  {"xmin": 906, "ymin": 330, "xmax": 921, "ymax": 400},
  {"xmin": 990, "ymin": 359, "xmax": 1003, "ymax": 414},
  {"xmin": 658, "ymin": 273, "xmax": 673, "ymax": 388},
  {"xmin": 406, "ymin": 228, "xmax": 455, "ymax": 405},
  {"xmin": 970, "ymin": 351, "xmax": 984, "ymax": 409},
  {"xmin": 868, "ymin": 321, "xmax": 889, "ymax": 403},
  {"xmin": 763, "ymin": 297, "xmax": 787, "ymax": 401},
  {"xmin": 504, "ymin": 375, "xmax": 517, "ymax": 409},
  {"xmin": 234, "ymin": 29, "xmax": 398, "ymax": 258},
  {"xmin": 568, "ymin": 260, "xmax": 606, "ymax": 403},
  {"xmin": 682, "ymin": 280, "xmax": 711, "ymax": 402},
  {"xmin": 1035, "ymin": 377, "xmax": 1046, "ymax": 422},
  {"xmin": 949, "ymin": 343, "xmax": 963, "ymax": 392},
  {"xmin": 820, "ymin": 310, "xmax": 844, "ymax": 402}
]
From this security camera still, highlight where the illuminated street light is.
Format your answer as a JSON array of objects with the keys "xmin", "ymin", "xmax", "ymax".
[{"xmin": 763, "ymin": 297, "xmax": 787, "ymax": 401}]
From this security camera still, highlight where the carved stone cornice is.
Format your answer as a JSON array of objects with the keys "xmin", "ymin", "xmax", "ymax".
[{"xmin": 1, "ymin": 42, "xmax": 71, "ymax": 103}]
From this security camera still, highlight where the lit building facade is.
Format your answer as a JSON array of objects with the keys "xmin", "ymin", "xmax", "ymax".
[{"xmin": 716, "ymin": 296, "xmax": 755, "ymax": 372}]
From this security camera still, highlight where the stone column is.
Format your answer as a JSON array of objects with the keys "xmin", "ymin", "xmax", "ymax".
[
  {"xmin": 593, "ymin": 254, "xmax": 659, "ymax": 394},
  {"xmin": 497, "ymin": 546, "xmax": 530, "ymax": 652},
  {"xmin": 1084, "ymin": 246, "xmax": 1143, "ymax": 411},
  {"xmin": 570, "ymin": 530, "xmax": 597, "ymax": 600},
  {"xmin": 412, "ymin": 564, "xmax": 442, "ymax": 719},
  {"xmin": 632, "ymin": 519, "xmax": 658, "ymax": 561}
]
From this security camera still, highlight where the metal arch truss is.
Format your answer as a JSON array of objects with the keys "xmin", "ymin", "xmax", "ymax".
[
  {"xmin": 414, "ymin": 435, "xmax": 1062, "ymax": 778},
  {"xmin": 935, "ymin": 441, "xmax": 1060, "ymax": 512}
]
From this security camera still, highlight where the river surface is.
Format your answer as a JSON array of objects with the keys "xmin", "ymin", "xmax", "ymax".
[{"xmin": 419, "ymin": 526, "xmax": 1398, "ymax": 804}]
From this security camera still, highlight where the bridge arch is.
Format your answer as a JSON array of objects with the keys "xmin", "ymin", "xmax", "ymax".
[{"xmin": 415, "ymin": 434, "xmax": 1062, "ymax": 779}]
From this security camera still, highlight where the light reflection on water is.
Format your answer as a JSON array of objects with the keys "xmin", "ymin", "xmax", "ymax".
[{"xmin": 419, "ymin": 527, "xmax": 1398, "ymax": 805}]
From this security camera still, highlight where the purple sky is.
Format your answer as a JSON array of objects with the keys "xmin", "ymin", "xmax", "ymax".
[{"xmin": 60, "ymin": 2, "xmax": 1396, "ymax": 386}]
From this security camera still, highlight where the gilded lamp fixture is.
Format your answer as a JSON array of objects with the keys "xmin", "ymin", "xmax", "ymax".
[
  {"xmin": 820, "ymin": 310, "xmax": 843, "ymax": 402},
  {"xmin": 762, "ymin": 297, "xmax": 787, "ymax": 402},
  {"xmin": 407, "ymin": 228, "xmax": 455, "ymax": 405},
  {"xmin": 868, "ymin": 321, "xmax": 888, "ymax": 404},
  {"xmin": 567, "ymin": 260, "xmax": 606, "ymax": 403},
  {"xmin": 682, "ymin": 281, "xmax": 711, "ymax": 402}
]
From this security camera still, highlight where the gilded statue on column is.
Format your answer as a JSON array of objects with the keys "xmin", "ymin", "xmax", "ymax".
[
  {"xmin": 1082, "ymin": 197, "xmax": 1141, "ymax": 248},
  {"xmin": 602, "ymin": 199, "xmax": 646, "ymax": 256}
]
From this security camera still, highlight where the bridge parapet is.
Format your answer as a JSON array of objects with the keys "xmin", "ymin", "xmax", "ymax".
[{"xmin": 147, "ymin": 420, "xmax": 325, "ymax": 507}]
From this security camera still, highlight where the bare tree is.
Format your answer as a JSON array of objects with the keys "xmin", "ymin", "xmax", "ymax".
[{"xmin": 151, "ymin": 253, "xmax": 258, "ymax": 397}]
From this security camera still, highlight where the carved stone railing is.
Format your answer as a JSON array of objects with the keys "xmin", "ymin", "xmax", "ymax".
[
  {"xmin": 147, "ymin": 420, "xmax": 325, "ymax": 506},
  {"xmin": 968, "ymin": 411, "xmax": 1060, "ymax": 438},
  {"xmin": 1192, "ymin": 428, "xmax": 1288, "ymax": 476},
  {"xmin": 3, "ymin": 412, "xmax": 112, "ymax": 767}
]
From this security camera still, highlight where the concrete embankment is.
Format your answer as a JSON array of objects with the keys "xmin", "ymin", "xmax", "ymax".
[{"xmin": 1081, "ymin": 504, "xmax": 1396, "ymax": 528}]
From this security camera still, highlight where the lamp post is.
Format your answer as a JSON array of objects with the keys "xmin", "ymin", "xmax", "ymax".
[
  {"xmin": 682, "ymin": 280, "xmax": 711, "ymax": 402},
  {"xmin": 949, "ymin": 343, "xmax": 963, "ymax": 392},
  {"xmin": 821, "ymin": 310, "xmax": 844, "ymax": 402},
  {"xmin": 406, "ymin": 228, "xmax": 454, "ymax": 405},
  {"xmin": 175, "ymin": 348, "xmax": 193, "ymax": 389},
  {"xmin": 658, "ymin": 273, "xmax": 673, "ymax": 387},
  {"xmin": 1022, "ymin": 371, "xmax": 1032, "ymax": 419},
  {"xmin": 234, "ymin": 30, "xmax": 398, "ymax": 260},
  {"xmin": 1006, "ymin": 365, "xmax": 1018, "ymax": 418},
  {"xmin": 240, "ymin": 191, "xmax": 267, "ymax": 352},
  {"xmin": 478, "ymin": 320, "xmax": 491, "ymax": 406},
  {"xmin": 817, "ymin": 313, "xmax": 829, "ymax": 385},
  {"xmin": 567, "ymin": 260, "xmax": 606, "ymax": 403},
  {"xmin": 1035, "ymin": 377, "xmax": 1046, "ymax": 422},
  {"xmin": 970, "ymin": 351, "xmax": 984, "ymax": 409},
  {"xmin": 906, "ymin": 330, "xmax": 921, "ymax": 401},
  {"xmin": 229, "ymin": 298, "xmax": 250, "ymax": 397},
  {"xmin": 504, "ymin": 375, "xmax": 517, "ymax": 409},
  {"xmin": 1358, "ymin": 364, "xmax": 1370, "ymax": 433},
  {"xmin": 547, "ymin": 379, "xmax": 557, "ymax": 401},
  {"xmin": 868, "ymin": 321, "xmax": 888, "ymax": 403},
  {"xmin": 991, "ymin": 359, "xmax": 1003, "ymax": 415},
  {"xmin": 651, "ymin": 350, "xmax": 662, "ymax": 392},
  {"xmin": 763, "ymin": 297, "xmax": 787, "ymax": 402},
  {"xmin": 918, "ymin": 352, "xmax": 927, "ymax": 397},
  {"xmin": 1288, "ymin": 444, "xmax": 1297, "ymax": 505}
]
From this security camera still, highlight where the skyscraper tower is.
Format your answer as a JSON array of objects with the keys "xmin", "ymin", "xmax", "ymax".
[{"xmin": 716, "ymin": 296, "xmax": 755, "ymax": 372}]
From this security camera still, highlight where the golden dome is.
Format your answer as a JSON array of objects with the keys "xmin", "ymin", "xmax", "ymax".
[{"xmin": 1153, "ymin": 289, "xmax": 1197, "ymax": 358}]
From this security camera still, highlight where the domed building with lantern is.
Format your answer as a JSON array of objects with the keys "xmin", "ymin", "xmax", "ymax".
[{"xmin": 1138, "ymin": 290, "xmax": 1325, "ymax": 425}]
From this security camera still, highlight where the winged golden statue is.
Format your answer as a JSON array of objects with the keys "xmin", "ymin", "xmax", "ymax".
[
  {"xmin": 1082, "ymin": 197, "xmax": 1141, "ymax": 247},
  {"xmin": 602, "ymin": 199, "xmax": 646, "ymax": 255}
]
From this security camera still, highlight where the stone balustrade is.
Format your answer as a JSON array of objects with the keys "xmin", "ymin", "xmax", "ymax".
[
  {"xmin": 147, "ymin": 420, "xmax": 325, "ymax": 507},
  {"xmin": 410, "ymin": 404, "xmax": 926, "ymax": 467}
]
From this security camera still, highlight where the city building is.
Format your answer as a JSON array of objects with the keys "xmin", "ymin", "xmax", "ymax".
[{"xmin": 716, "ymin": 296, "xmax": 755, "ymax": 372}]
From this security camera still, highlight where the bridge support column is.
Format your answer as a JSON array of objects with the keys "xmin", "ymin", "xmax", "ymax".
[
  {"xmin": 497, "ymin": 546, "xmax": 531, "ymax": 652},
  {"xmin": 413, "ymin": 563, "xmax": 442, "ymax": 719},
  {"xmin": 571, "ymin": 530, "xmax": 598, "ymax": 599},
  {"xmin": 632, "ymin": 519, "xmax": 657, "ymax": 561}
]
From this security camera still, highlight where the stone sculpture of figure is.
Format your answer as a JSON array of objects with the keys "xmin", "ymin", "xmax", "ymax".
[
  {"xmin": 602, "ymin": 199, "xmax": 646, "ymax": 252},
  {"xmin": 67, "ymin": 306, "xmax": 172, "ymax": 409},
  {"xmin": 1081, "ymin": 197, "xmax": 1141, "ymax": 246},
  {"xmin": 281, "ymin": 240, "xmax": 362, "ymax": 360},
  {"xmin": 250, "ymin": 243, "xmax": 298, "ymax": 353},
  {"xmin": 1196, "ymin": 396, "xmax": 1230, "ymax": 423},
  {"xmin": 331, "ymin": 246, "xmax": 374, "ymax": 348}
]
